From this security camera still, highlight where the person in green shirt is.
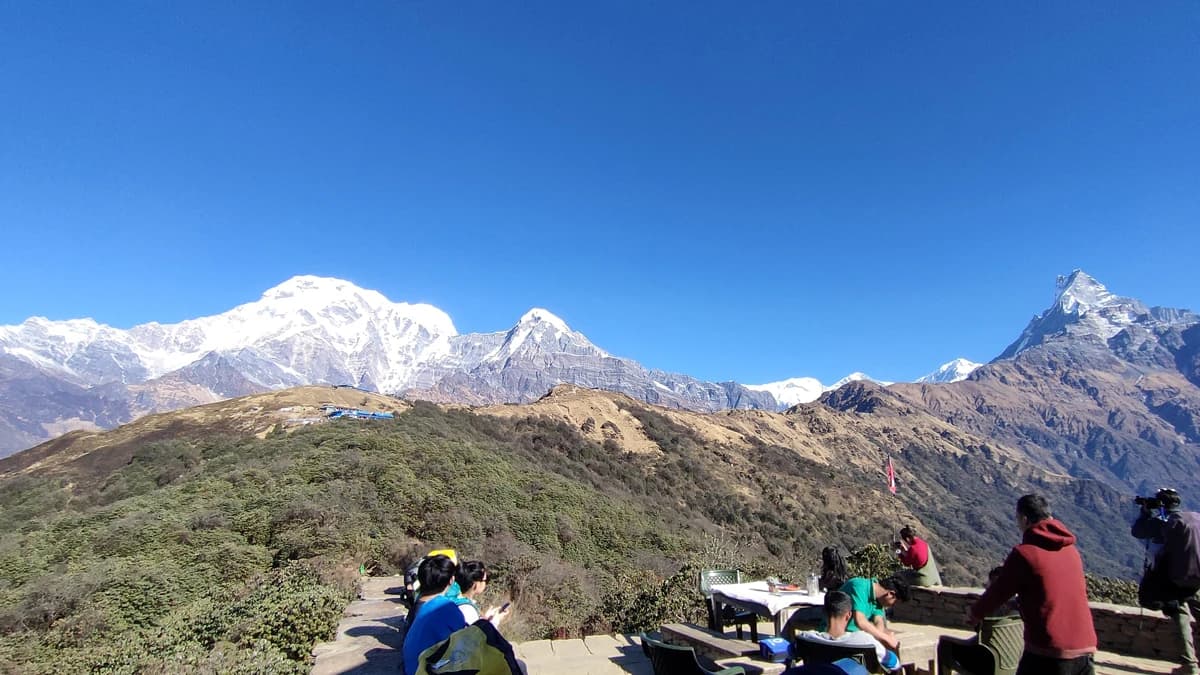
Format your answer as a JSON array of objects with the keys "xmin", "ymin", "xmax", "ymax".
[{"xmin": 833, "ymin": 576, "xmax": 910, "ymax": 651}]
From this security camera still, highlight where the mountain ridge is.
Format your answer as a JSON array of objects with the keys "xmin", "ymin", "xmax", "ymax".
[{"xmin": 0, "ymin": 276, "xmax": 778, "ymax": 455}]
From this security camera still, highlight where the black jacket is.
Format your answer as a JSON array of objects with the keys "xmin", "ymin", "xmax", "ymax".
[{"xmin": 1135, "ymin": 509, "xmax": 1200, "ymax": 590}]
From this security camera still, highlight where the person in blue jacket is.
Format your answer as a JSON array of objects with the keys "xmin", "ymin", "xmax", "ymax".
[{"xmin": 402, "ymin": 555, "xmax": 466, "ymax": 675}]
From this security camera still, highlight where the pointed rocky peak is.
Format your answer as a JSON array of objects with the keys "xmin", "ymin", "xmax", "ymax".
[
  {"xmin": 916, "ymin": 358, "xmax": 982, "ymax": 384},
  {"xmin": 480, "ymin": 308, "xmax": 606, "ymax": 364},
  {"xmin": 998, "ymin": 270, "xmax": 1153, "ymax": 360},
  {"xmin": 1053, "ymin": 270, "xmax": 1119, "ymax": 316}
]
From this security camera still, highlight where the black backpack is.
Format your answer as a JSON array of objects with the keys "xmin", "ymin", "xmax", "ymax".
[{"xmin": 1162, "ymin": 511, "xmax": 1200, "ymax": 591}]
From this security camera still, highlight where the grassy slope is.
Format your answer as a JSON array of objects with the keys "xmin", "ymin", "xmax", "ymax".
[{"xmin": 0, "ymin": 396, "xmax": 1140, "ymax": 672}]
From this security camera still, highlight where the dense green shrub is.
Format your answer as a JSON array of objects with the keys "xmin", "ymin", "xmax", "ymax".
[
  {"xmin": 847, "ymin": 543, "xmax": 903, "ymax": 580},
  {"xmin": 1086, "ymin": 574, "xmax": 1138, "ymax": 606}
]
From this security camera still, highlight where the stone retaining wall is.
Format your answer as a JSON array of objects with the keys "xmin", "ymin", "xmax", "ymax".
[{"xmin": 891, "ymin": 586, "xmax": 1197, "ymax": 661}]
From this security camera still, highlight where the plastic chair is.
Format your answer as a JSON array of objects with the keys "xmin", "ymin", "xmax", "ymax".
[
  {"xmin": 790, "ymin": 637, "xmax": 883, "ymax": 673},
  {"xmin": 974, "ymin": 615, "xmax": 1024, "ymax": 675},
  {"xmin": 639, "ymin": 633, "xmax": 746, "ymax": 675},
  {"xmin": 698, "ymin": 569, "xmax": 759, "ymax": 641}
]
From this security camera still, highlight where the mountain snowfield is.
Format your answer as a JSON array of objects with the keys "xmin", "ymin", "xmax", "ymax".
[
  {"xmin": 747, "ymin": 371, "xmax": 899, "ymax": 406},
  {"xmin": 915, "ymin": 358, "xmax": 982, "ymax": 384},
  {"xmin": 745, "ymin": 377, "xmax": 824, "ymax": 407},
  {"xmin": 0, "ymin": 276, "xmax": 642, "ymax": 397},
  {"xmin": 0, "ymin": 276, "xmax": 459, "ymax": 392}
]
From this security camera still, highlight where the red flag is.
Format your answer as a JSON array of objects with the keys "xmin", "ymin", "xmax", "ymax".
[{"xmin": 886, "ymin": 457, "xmax": 897, "ymax": 494}]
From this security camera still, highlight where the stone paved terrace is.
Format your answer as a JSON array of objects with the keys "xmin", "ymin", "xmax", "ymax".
[{"xmin": 312, "ymin": 577, "xmax": 1182, "ymax": 675}]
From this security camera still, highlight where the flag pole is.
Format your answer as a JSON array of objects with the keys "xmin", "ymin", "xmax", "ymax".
[{"xmin": 886, "ymin": 455, "xmax": 901, "ymax": 547}]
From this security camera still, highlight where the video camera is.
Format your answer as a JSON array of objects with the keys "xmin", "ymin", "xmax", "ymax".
[
  {"xmin": 1134, "ymin": 495, "xmax": 1163, "ymax": 510},
  {"xmin": 1135, "ymin": 488, "xmax": 1181, "ymax": 511}
]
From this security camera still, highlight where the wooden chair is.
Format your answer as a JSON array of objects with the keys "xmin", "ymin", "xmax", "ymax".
[
  {"xmin": 698, "ymin": 569, "xmax": 758, "ymax": 641},
  {"xmin": 639, "ymin": 633, "xmax": 746, "ymax": 675}
]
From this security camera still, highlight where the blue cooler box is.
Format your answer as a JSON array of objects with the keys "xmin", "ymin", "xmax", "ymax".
[{"xmin": 758, "ymin": 636, "xmax": 790, "ymax": 663}]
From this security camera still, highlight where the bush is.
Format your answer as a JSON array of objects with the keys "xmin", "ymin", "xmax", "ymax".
[
  {"xmin": 846, "ymin": 544, "xmax": 902, "ymax": 580},
  {"xmin": 1086, "ymin": 574, "xmax": 1138, "ymax": 606},
  {"xmin": 602, "ymin": 563, "xmax": 707, "ymax": 635},
  {"xmin": 226, "ymin": 563, "xmax": 348, "ymax": 660}
]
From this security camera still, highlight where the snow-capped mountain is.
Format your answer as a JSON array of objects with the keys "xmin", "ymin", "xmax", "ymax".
[
  {"xmin": 916, "ymin": 358, "xmax": 982, "ymax": 384},
  {"xmin": 998, "ymin": 270, "xmax": 1199, "ymax": 360},
  {"xmin": 0, "ymin": 276, "xmax": 457, "ymax": 392},
  {"xmin": 748, "ymin": 372, "xmax": 895, "ymax": 407},
  {"xmin": 0, "ymin": 276, "xmax": 775, "ymax": 455},
  {"xmin": 746, "ymin": 377, "xmax": 824, "ymax": 407},
  {"xmin": 824, "ymin": 372, "xmax": 893, "ymax": 391}
]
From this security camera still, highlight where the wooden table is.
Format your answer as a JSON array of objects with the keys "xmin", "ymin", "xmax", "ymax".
[{"xmin": 710, "ymin": 581, "xmax": 825, "ymax": 635}]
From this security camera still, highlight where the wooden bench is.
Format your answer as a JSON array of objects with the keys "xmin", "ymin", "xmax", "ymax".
[
  {"xmin": 660, "ymin": 623, "xmax": 761, "ymax": 660},
  {"xmin": 660, "ymin": 621, "xmax": 942, "ymax": 675}
]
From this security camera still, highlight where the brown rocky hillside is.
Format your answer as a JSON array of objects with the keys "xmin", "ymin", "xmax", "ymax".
[
  {"xmin": 481, "ymin": 384, "xmax": 1135, "ymax": 578},
  {"xmin": 0, "ymin": 385, "xmax": 408, "ymax": 481}
]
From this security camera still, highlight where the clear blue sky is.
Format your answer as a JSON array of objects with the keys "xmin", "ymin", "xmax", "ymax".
[{"xmin": 1, "ymin": 2, "xmax": 1197, "ymax": 384}]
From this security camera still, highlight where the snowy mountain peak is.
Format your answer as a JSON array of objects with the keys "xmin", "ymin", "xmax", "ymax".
[
  {"xmin": 253, "ymin": 275, "xmax": 456, "ymax": 337},
  {"xmin": 998, "ymin": 270, "xmax": 1154, "ymax": 360},
  {"xmin": 1054, "ymin": 270, "xmax": 1117, "ymax": 316},
  {"xmin": 519, "ymin": 308, "xmax": 570, "ymax": 332},
  {"xmin": 261, "ymin": 273, "xmax": 384, "ymax": 309},
  {"xmin": 262, "ymin": 274, "xmax": 362, "ymax": 300},
  {"xmin": 746, "ymin": 377, "xmax": 824, "ymax": 407},
  {"xmin": 916, "ymin": 358, "xmax": 982, "ymax": 384},
  {"xmin": 481, "ymin": 307, "xmax": 605, "ymax": 364},
  {"xmin": 749, "ymin": 372, "xmax": 896, "ymax": 408},
  {"xmin": 825, "ymin": 372, "xmax": 893, "ymax": 391}
]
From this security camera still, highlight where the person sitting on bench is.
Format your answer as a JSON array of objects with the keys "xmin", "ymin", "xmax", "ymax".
[{"xmin": 795, "ymin": 590, "xmax": 902, "ymax": 673}]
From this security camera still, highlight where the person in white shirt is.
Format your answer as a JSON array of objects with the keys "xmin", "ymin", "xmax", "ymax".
[{"xmin": 797, "ymin": 590, "xmax": 902, "ymax": 673}]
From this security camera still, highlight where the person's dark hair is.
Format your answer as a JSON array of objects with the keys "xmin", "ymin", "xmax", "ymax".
[
  {"xmin": 820, "ymin": 546, "xmax": 849, "ymax": 591},
  {"xmin": 1016, "ymin": 494, "xmax": 1052, "ymax": 524},
  {"xmin": 879, "ymin": 576, "xmax": 911, "ymax": 603},
  {"xmin": 899, "ymin": 526, "xmax": 916, "ymax": 542},
  {"xmin": 456, "ymin": 560, "xmax": 489, "ymax": 592},
  {"xmin": 988, "ymin": 566, "xmax": 1003, "ymax": 582},
  {"xmin": 823, "ymin": 590, "xmax": 853, "ymax": 618},
  {"xmin": 417, "ymin": 554, "xmax": 457, "ymax": 596}
]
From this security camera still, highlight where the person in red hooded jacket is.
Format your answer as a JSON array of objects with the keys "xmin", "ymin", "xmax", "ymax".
[{"xmin": 967, "ymin": 494, "xmax": 1097, "ymax": 675}]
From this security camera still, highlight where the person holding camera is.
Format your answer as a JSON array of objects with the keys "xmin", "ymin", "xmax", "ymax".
[
  {"xmin": 1131, "ymin": 488, "xmax": 1200, "ymax": 675},
  {"xmin": 895, "ymin": 526, "xmax": 942, "ymax": 587}
]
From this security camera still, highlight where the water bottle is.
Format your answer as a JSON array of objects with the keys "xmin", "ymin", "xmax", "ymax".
[{"xmin": 807, "ymin": 573, "xmax": 819, "ymax": 596}]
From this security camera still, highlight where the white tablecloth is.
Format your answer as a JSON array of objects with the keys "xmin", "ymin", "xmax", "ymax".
[{"xmin": 709, "ymin": 581, "xmax": 825, "ymax": 615}]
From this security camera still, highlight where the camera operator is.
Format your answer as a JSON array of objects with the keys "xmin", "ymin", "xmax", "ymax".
[
  {"xmin": 894, "ymin": 526, "xmax": 942, "ymax": 587},
  {"xmin": 1131, "ymin": 488, "xmax": 1200, "ymax": 675}
]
